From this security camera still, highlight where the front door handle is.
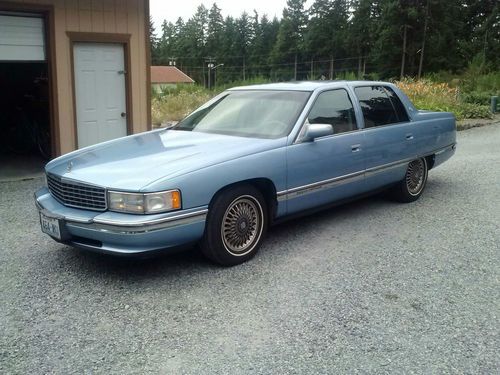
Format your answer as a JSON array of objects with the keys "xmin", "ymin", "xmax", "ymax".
[
  {"xmin": 405, "ymin": 133, "xmax": 414, "ymax": 140},
  {"xmin": 351, "ymin": 144, "xmax": 361, "ymax": 152},
  {"xmin": 121, "ymin": 112, "xmax": 126, "ymax": 118}
]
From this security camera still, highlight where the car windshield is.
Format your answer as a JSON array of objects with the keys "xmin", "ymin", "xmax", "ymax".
[{"xmin": 173, "ymin": 90, "xmax": 310, "ymax": 139}]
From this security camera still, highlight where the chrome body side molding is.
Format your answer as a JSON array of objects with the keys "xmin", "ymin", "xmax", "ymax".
[{"xmin": 277, "ymin": 143, "xmax": 456, "ymax": 201}]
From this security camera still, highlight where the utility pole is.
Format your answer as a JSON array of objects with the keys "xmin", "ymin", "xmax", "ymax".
[
  {"xmin": 329, "ymin": 57, "xmax": 334, "ymax": 80},
  {"xmin": 418, "ymin": 0, "xmax": 429, "ymax": 79},
  {"xmin": 310, "ymin": 59, "xmax": 314, "ymax": 79},
  {"xmin": 400, "ymin": 24, "xmax": 408, "ymax": 80},
  {"xmin": 205, "ymin": 57, "xmax": 216, "ymax": 89},
  {"xmin": 294, "ymin": 53, "xmax": 298, "ymax": 81},
  {"xmin": 243, "ymin": 56, "xmax": 246, "ymax": 81}
]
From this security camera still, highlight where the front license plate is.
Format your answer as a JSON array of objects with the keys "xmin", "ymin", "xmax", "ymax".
[{"xmin": 40, "ymin": 213, "xmax": 61, "ymax": 240}]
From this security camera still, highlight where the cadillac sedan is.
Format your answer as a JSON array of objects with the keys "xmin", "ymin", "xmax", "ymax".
[{"xmin": 35, "ymin": 81, "xmax": 456, "ymax": 265}]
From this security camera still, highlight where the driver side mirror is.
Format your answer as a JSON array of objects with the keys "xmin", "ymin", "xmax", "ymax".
[{"xmin": 298, "ymin": 123, "xmax": 333, "ymax": 142}]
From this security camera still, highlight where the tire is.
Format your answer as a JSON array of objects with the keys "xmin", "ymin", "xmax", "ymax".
[
  {"xmin": 392, "ymin": 158, "xmax": 428, "ymax": 203},
  {"xmin": 201, "ymin": 185, "xmax": 267, "ymax": 266}
]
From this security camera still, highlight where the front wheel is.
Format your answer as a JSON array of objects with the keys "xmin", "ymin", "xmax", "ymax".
[
  {"xmin": 201, "ymin": 185, "xmax": 267, "ymax": 266},
  {"xmin": 391, "ymin": 158, "xmax": 428, "ymax": 203}
]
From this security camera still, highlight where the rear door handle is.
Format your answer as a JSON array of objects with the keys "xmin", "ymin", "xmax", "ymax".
[
  {"xmin": 351, "ymin": 144, "xmax": 361, "ymax": 152},
  {"xmin": 405, "ymin": 133, "xmax": 414, "ymax": 140}
]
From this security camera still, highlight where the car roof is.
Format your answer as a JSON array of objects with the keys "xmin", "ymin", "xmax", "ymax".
[{"xmin": 227, "ymin": 80, "xmax": 394, "ymax": 92}]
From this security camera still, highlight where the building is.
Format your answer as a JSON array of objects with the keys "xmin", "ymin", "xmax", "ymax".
[
  {"xmin": 0, "ymin": 0, "xmax": 150, "ymax": 159},
  {"xmin": 151, "ymin": 66, "xmax": 194, "ymax": 92}
]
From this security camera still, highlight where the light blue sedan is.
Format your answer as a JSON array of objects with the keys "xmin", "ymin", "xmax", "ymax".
[{"xmin": 35, "ymin": 81, "xmax": 456, "ymax": 265}]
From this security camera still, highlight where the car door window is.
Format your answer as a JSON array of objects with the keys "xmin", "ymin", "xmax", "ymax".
[
  {"xmin": 354, "ymin": 86, "xmax": 402, "ymax": 128},
  {"xmin": 383, "ymin": 86, "xmax": 410, "ymax": 122},
  {"xmin": 307, "ymin": 89, "xmax": 357, "ymax": 134}
]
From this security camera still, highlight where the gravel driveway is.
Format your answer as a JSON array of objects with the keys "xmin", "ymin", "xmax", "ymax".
[{"xmin": 1, "ymin": 125, "xmax": 499, "ymax": 374}]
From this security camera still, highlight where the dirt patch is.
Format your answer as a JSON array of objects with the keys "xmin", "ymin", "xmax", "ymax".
[{"xmin": 457, "ymin": 114, "xmax": 500, "ymax": 131}]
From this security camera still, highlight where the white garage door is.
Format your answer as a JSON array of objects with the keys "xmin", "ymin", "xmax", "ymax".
[
  {"xmin": 0, "ymin": 14, "xmax": 45, "ymax": 61},
  {"xmin": 73, "ymin": 43, "xmax": 127, "ymax": 148}
]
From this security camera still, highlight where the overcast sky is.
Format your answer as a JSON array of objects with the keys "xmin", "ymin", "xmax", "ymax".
[{"xmin": 150, "ymin": 0, "xmax": 314, "ymax": 29}]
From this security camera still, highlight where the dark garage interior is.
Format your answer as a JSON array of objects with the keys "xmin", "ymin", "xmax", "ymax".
[{"xmin": 0, "ymin": 62, "xmax": 50, "ymax": 180}]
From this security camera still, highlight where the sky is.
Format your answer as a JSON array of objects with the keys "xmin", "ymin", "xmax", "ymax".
[{"xmin": 150, "ymin": 0, "xmax": 314, "ymax": 29}]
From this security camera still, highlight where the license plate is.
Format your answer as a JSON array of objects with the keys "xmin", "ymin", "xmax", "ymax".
[{"xmin": 40, "ymin": 213, "xmax": 61, "ymax": 240}]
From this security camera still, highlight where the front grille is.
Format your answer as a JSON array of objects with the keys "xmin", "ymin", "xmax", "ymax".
[{"xmin": 47, "ymin": 173, "xmax": 107, "ymax": 211}]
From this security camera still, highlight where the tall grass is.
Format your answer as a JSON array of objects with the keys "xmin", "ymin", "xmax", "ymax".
[
  {"xmin": 395, "ymin": 78, "xmax": 492, "ymax": 120},
  {"xmin": 151, "ymin": 77, "xmax": 270, "ymax": 126},
  {"xmin": 151, "ymin": 75, "xmax": 496, "ymax": 126},
  {"xmin": 151, "ymin": 86, "xmax": 212, "ymax": 126}
]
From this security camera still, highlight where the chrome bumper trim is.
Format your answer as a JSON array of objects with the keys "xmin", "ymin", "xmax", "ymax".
[
  {"xmin": 70, "ymin": 210, "xmax": 208, "ymax": 234},
  {"xmin": 35, "ymin": 191, "xmax": 208, "ymax": 234}
]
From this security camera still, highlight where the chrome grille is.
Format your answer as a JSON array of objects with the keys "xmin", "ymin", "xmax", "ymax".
[{"xmin": 47, "ymin": 173, "xmax": 107, "ymax": 211}]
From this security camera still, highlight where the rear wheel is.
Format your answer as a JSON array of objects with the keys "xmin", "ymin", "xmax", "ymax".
[
  {"xmin": 201, "ymin": 185, "xmax": 267, "ymax": 266},
  {"xmin": 392, "ymin": 158, "xmax": 428, "ymax": 202}
]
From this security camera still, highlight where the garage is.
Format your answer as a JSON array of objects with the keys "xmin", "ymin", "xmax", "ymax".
[
  {"xmin": 0, "ymin": 12, "xmax": 51, "ymax": 178},
  {"xmin": 0, "ymin": 0, "xmax": 150, "ymax": 181}
]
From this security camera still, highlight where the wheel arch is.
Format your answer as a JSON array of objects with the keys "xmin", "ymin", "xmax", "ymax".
[
  {"xmin": 425, "ymin": 154, "xmax": 435, "ymax": 170},
  {"xmin": 209, "ymin": 178, "xmax": 278, "ymax": 223}
]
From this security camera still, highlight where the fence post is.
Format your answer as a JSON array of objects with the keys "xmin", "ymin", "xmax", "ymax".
[{"xmin": 491, "ymin": 96, "xmax": 498, "ymax": 113}]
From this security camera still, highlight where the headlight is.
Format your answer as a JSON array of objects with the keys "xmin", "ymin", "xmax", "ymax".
[{"xmin": 108, "ymin": 190, "xmax": 181, "ymax": 214}]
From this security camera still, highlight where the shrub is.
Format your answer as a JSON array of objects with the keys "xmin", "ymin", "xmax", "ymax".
[
  {"xmin": 151, "ymin": 88, "xmax": 212, "ymax": 126},
  {"xmin": 395, "ymin": 78, "xmax": 492, "ymax": 120}
]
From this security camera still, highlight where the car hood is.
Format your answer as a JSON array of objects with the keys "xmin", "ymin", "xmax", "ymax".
[{"xmin": 46, "ymin": 129, "xmax": 284, "ymax": 191}]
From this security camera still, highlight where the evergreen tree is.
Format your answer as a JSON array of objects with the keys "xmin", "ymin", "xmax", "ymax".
[{"xmin": 272, "ymin": 0, "xmax": 308, "ymax": 80}]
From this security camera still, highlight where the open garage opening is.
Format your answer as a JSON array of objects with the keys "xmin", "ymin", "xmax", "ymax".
[{"xmin": 0, "ymin": 11, "xmax": 52, "ymax": 181}]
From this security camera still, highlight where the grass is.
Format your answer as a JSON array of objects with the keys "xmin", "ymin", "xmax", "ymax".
[
  {"xmin": 395, "ymin": 78, "xmax": 493, "ymax": 120},
  {"xmin": 151, "ymin": 85, "xmax": 212, "ymax": 126},
  {"xmin": 151, "ymin": 74, "xmax": 497, "ymax": 126},
  {"xmin": 151, "ymin": 77, "xmax": 271, "ymax": 126}
]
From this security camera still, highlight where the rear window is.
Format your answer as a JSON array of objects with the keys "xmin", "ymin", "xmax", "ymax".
[{"xmin": 354, "ymin": 86, "xmax": 409, "ymax": 128}]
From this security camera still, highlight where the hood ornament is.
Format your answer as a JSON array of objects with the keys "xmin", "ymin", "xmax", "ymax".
[{"xmin": 67, "ymin": 161, "xmax": 73, "ymax": 173}]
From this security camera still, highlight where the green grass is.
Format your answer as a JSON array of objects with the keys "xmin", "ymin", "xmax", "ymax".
[{"xmin": 151, "ymin": 73, "xmax": 498, "ymax": 125}]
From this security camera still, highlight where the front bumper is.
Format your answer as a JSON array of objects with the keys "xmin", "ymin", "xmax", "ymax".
[{"xmin": 34, "ymin": 187, "xmax": 207, "ymax": 255}]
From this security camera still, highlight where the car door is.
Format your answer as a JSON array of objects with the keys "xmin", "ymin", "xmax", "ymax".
[
  {"xmin": 284, "ymin": 88, "xmax": 366, "ymax": 215},
  {"xmin": 353, "ymin": 85, "xmax": 416, "ymax": 190}
]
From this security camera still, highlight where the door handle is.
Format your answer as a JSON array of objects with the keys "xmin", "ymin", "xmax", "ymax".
[
  {"xmin": 405, "ymin": 133, "xmax": 414, "ymax": 140},
  {"xmin": 121, "ymin": 112, "xmax": 126, "ymax": 118},
  {"xmin": 351, "ymin": 144, "xmax": 361, "ymax": 152}
]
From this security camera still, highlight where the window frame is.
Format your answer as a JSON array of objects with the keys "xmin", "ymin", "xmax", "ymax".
[
  {"xmin": 301, "ymin": 88, "xmax": 360, "ymax": 140},
  {"xmin": 353, "ymin": 85, "xmax": 411, "ymax": 130}
]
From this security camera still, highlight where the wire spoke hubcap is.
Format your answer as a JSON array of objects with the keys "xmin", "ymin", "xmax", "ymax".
[
  {"xmin": 222, "ymin": 196, "xmax": 263, "ymax": 256},
  {"xmin": 406, "ymin": 159, "xmax": 426, "ymax": 195}
]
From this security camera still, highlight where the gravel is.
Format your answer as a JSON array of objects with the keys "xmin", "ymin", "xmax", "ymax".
[{"xmin": 1, "ymin": 125, "xmax": 499, "ymax": 374}]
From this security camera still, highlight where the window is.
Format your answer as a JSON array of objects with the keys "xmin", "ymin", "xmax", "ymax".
[
  {"xmin": 384, "ymin": 86, "xmax": 410, "ymax": 123},
  {"xmin": 354, "ymin": 86, "xmax": 408, "ymax": 128},
  {"xmin": 307, "ymin": 89, "xmax": 357, "ymax": 135},
  {"xmin": 174, "ymin": 90, "xmax": 310, "ymax": 139}
]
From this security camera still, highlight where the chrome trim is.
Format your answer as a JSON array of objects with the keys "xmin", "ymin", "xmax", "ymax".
[
  {"xmin": 34, "ymin": 192, "xmax": 93, "ymax": 224},
  {"xmin": 46, "ymin": 172, "xmax": 108, "ymax": 212},
  {"xmin": 92, "ymin": 209, "xmax": 208, "ymax": 227},
  {"xmin": 69, "ymin": 211, "xmax": 208, "ymax": 234},
  {"xmin": 277, "ymin": 143, "xmax": 456, "ymax": 201},
  {"xmin": 35, "ymin": 191, "xmax": 207, "ymax": 234},
  {"xmin": 365, "ymin": 159, "xmax": 410, "ymax": 177},
  {"xmin": 277, "ymin": 171, "xmax": 364, "ymax": 201}
]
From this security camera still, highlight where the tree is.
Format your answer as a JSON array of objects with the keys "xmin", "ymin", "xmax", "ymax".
[
  {"xmin": 206, "ymin": 3, "xmax": 225, "ymax": 59},
  {"xmin": 271, "ymin": 0, "xmax": 308, "ymax": 80},
  {"xmin": 306, "ymin": 0, "xmax": 349, "ymax": 79},
  {"xmin": 149, "ymin": 16, "xmax": 160, "ymax": 65},
  {"xmin": 349, "ymin": 0, "xmax": 375, "ymax": 77}
]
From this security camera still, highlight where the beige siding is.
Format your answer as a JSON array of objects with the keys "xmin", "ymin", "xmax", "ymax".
[{"xmin": 6, "ymin": 0, "xmax": 149, "ymax": 155}]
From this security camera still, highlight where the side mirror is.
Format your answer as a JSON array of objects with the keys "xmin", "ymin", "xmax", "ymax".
[{"xmin": 299, "ymin": 123, "xmax": 333, "ymax": 142}]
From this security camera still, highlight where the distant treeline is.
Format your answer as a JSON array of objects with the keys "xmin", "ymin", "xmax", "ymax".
[{"xmin": 150, "ymin": 0, "xmax": 499, "ymax": 85}]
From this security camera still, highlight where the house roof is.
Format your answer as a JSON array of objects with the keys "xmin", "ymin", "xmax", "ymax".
[{"xmin": 150, "ymin": 66, "xmax": 194, "ymax": 84}]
